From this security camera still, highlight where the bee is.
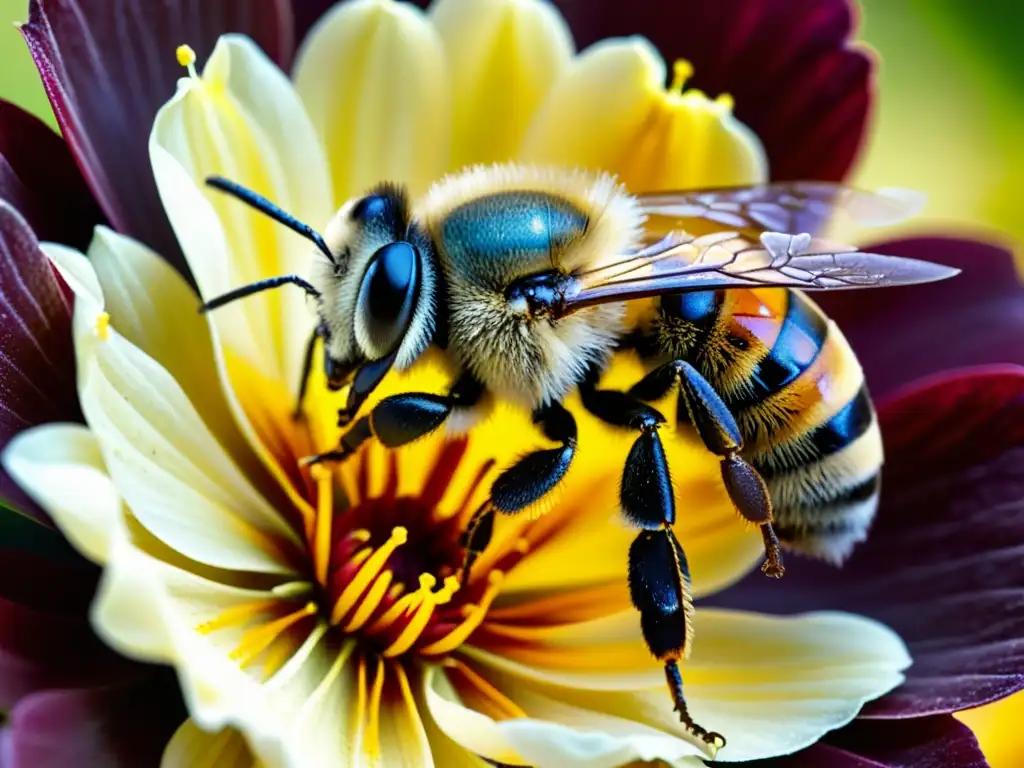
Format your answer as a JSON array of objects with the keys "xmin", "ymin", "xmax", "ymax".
[{"xmin": 201, "ymin": 163, "xmax": 956, "ymax": 755}]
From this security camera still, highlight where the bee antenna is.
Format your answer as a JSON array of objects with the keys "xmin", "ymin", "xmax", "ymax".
[
  {"xmin": 200, "ymin": 274, "xmax": 321, "ymax": 313},
  {"xmin": 205, "ymin": 176, "xmax": 336, "ymax": 264}
]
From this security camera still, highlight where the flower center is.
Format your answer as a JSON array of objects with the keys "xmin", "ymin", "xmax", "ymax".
[{"xmin": 310, "ymin": 440, "xmax": 520, "ymax": 660}]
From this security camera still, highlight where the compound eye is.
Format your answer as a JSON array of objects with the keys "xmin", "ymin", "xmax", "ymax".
[{"xmin": 355, "ymin": 241, "xmax": 420, "ymax": 359}]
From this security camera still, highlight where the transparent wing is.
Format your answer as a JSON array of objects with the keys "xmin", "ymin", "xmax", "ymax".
[
  {"xmin": 562, "ymin": 231, "xmax": 960, "ymax": 312},
  {"xmin": 637, "ymin": 182, "xmax": 926, "ymax": 242}
]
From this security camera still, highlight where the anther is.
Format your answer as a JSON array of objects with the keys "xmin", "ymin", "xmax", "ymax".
[
  {"xmin": 175, "ymin": 44, "xmax": 198, "ymax": 78},
  {"xmin": 419, "ymin": 570, "xmax": 504, "ymax": 656},
  {"xmin": 95, "ymin": 311, "xmax": 110, "ymax": 341},
  {"xmin": 382, "ymin": 573, "xmax": 443, "ymax": 657},
  {"xmin": 670, "ymin": 59, "xmax": 693, "ymax": 95},
  {"xmin": 329, "ymin": 526, "xmax": 408, "ymax": 624}
]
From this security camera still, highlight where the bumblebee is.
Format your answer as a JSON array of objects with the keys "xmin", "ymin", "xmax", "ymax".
[{"xmin": 202, "ymin": 163, "xmax": 956, "ymax": 754}]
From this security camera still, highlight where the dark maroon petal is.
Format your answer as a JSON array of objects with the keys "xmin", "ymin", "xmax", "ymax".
[
  {"xmin": 4, "ymin": 672, "xmax": 185, "ymax": 768},
  {"xmin": 0, "ymin": 100, "xmax": 103, "ymax": 251},
  {"xmin": 0, "ymin": 550, "xmax": 135, "ymax": 707},
  {"xmin": 706, "ymin": 367, "xmax": 1024, "ymax": 716},
  {"xmin": 293, "ymin": 0, "xmax": 337, "ymax": 50},
  {"xmin": 553, "ymin": 0, "xmax": 871, "ymax": 182},
  {"xmin": 817, "ymin": 237, "xmax": 1024, "ymax": 400},
  {"xmin": 748, "ymin": 716, "xmax": 987, "ymax": 768},
  {"xmin": 0, "ymin": 204, "xmax": 82, "ymax": 525},
  {"xmin": 21, "ymin": 0, "xmax": 294, "ymax": 276}
]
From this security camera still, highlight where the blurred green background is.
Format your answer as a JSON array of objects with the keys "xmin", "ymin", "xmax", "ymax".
[{"xmin": 0, "ymin": 0, "xmax": 1021, "ymax": 762}]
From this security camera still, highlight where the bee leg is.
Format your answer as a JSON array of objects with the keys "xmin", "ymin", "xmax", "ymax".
[
  {"xmin": 490, "ymin": 401, "xmax": 577, "ymax": 514},
  {"xmin": 630, "ymin": 527, "xmax": 725, "ymax": 757},
  {"xmin": 458, "ymin": 501, "xmax": 495, "ymax": 581},
  {"xmin": 303, "ymin": 375, "xmax": 483, "ymax": 466},
  {"xmin": 293, "ymin": 323, "xmax": 328, "ymax": 421},
  {"xmin": 460, "ymin": 403, "xmax": 576, "ymax": 580},
  {"xmin": 336, "ymin": 352, "xmax": 398, "ymax": 428},
  {"xmin": 635, "ymin": 360, "xmax": 783, "ymax": 578},
  {"xmin": 578, "ymin": 380, "xmax": 723, "ymax": 751}
]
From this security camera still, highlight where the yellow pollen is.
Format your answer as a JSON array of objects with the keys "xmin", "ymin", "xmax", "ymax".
[
  {"xmin": 418, "ymin": 570, "xmax": 505, "ymax": 656},
  {"xmin": 230, "ymin": 602, "xmax": 317, "ymax": 668},
  {"xmin": 330, "ymin": 526, "xmax": 408, "ymax": 625},
  {"xmin": 513, "ymin": 538, "xmax": 531, "ymax": 555},
  {"xmin": 312, "ymin": 465, "xmax": 334, "ymax": 585},
  {"xmin": 670, "ymin": 59, "xmax": 693, "ymax": 95},
  {"xmin": 716, "ymin": 92, "xmax": 735, "ymax": 111},
  {"xmin": 342, "ymin": 570, "xmax": 394, "ymax": 633},
  {"xmin": 94, "ymin": 311, "xmax": 110, "ymax": 341},
  {"xmin": 175, "ymin": 44, "xmax": 198, "ymax": 78}
]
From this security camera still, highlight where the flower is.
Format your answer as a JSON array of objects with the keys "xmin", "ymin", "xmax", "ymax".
[
  {"xmin": 0, "ymin": 0, "xmax": 1021, "ymax": 767},
  {"xmin": 4, "ymin": 10, "xmax": 912, "ymax": 762}
]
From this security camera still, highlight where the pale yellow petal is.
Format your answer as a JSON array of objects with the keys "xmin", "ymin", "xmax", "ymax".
[
  {"xmin": 161, "ymin": 722, "xmax": 254, "ymax": 768},
  {"xmin": 520, "ymin": 38, "xmax": 767, "ymax": 191},
  {"xmin": 40, "ymin": 238, "xmax": 303, "ymax": 572},
  {"xmin": 431, "ymin": 0, "xmax": 573, "ymax": 168},
  {"xmin": 465, "ymin": 609, "xmax": 910, "ymax": 763},
  {"xmin": 85, "ymin": 226, "xmax": 289, "ymax": 510},
  {"xmin": 245, "ymin": 631, "xmax": 360, "ymax": 768},
  {"xmin": 79, "ymin": 327, "xmax": 303, "ymax": 573},
  {"xmin": 423, "ymin": 664, "xmax": 524, "ymax": 765},
  {"xmin": 151, "ymin": 34, "xmax": 332, "ymax": 390},
  {"xmin": 2, "ymin": 424, "xmax": 117, "ymax": 564},
  {"xmin": 294, "ymin": 0, "xmax": 449, "ymax": 203}
]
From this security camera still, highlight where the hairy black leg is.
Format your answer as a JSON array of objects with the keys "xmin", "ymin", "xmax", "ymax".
[
  {"xmin": 630, "ymin": 528, "xmax": 726, "ymax": 755},
  {"xmin": 336, "ymin": 352, "xmax": 398, "ymax": 428},
  {"xmin": 490, "ymin": 402, "xmax": 577, "ymax": 514},
  {"xmin": 303, "ymin": 374, "xmax": 483, "ymax": 466},
  {"xmin": 631, "ymin": 360, "xmax": 783, "ymax": 578},
  {"xmin": 294, "ymin": 323, "xmax": 335, "ymax": 420},
  {"xmin": 459, "ymin": 403, "xmax": 577, "ymax": 581},
  {"xmin": 579, "ymin": 379, "xmax": 723, "ymax": 753},
  {"xmin": 459, "ymin": 501, "xmax": 495, "ymax": 581}
]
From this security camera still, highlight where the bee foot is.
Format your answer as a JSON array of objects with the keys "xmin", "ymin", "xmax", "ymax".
[{"xmin": 299, "ymin": 449, "xmax": 350, "ymax": 467}]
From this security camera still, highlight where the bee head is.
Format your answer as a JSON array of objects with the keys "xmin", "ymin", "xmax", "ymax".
[
  {"xmin": 316, "ymin": 185, "xmax": 438, "ymax": 385},
  {"xmin": 199, "ymin": 178, "xmax": 438, "ymax": 394}
]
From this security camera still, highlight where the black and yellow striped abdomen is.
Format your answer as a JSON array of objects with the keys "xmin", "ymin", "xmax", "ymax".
[{"xmin": 652, "ymin": 287, "xmax": 882, "ymax": 564}]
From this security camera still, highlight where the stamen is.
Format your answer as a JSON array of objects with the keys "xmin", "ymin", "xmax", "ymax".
[
  {"xmin": 382, "ymin": 574, "xmax": 440, "ymax": 657},
  {"xmin": 296, "ymin": 641, "xmax": 357, "ymax": 720},
  {"xmin": 419, "ymin": 571, "xmax": 504, "ymax": 656},
  {"xmin": 330, "ymin": 526, "xmax": 408, "ymax": 624},
  {"xmin": 364, "ymin": 656, "xmax": 386, "ymax": 764},
  {"xmin": 195, "ymin": 598, "xmax": 281, "ymax": 634},
  {"xmin": 311, "ymin": 465, "xmax": 334, "ymax": 585},
  {"xmin": 176, "ymin": 44, "xmax": 198, "ymax": 78},
  {"xmin": 443, "ymin": 657, "xmax": 526, "ymax": 720},
  {"xmin": 94, "ymin": 311, "xmax": 110, "ymax": 341},
  {"xmin": 670, "ymin": 59, "xmax": 693, "ymax": 95},
  {"xmin": 342, "ymin": 570, "xmax": 394, "ymax": 633},
  {"xmin": 230, "ymin": 601, "xmax": 317, "ymax": 668},
  {"xmin": 716, "ymin": 93, "xmax": 735, "ymax": 111}
]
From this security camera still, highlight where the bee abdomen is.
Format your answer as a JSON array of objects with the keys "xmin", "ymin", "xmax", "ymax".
[
  {"xmin": 742, "ymin": 354, "xmax": 883, "ymax": 564},
  {"xmin": 655, "ymin": 288, "xmax": 883, "ymax": 563}
]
